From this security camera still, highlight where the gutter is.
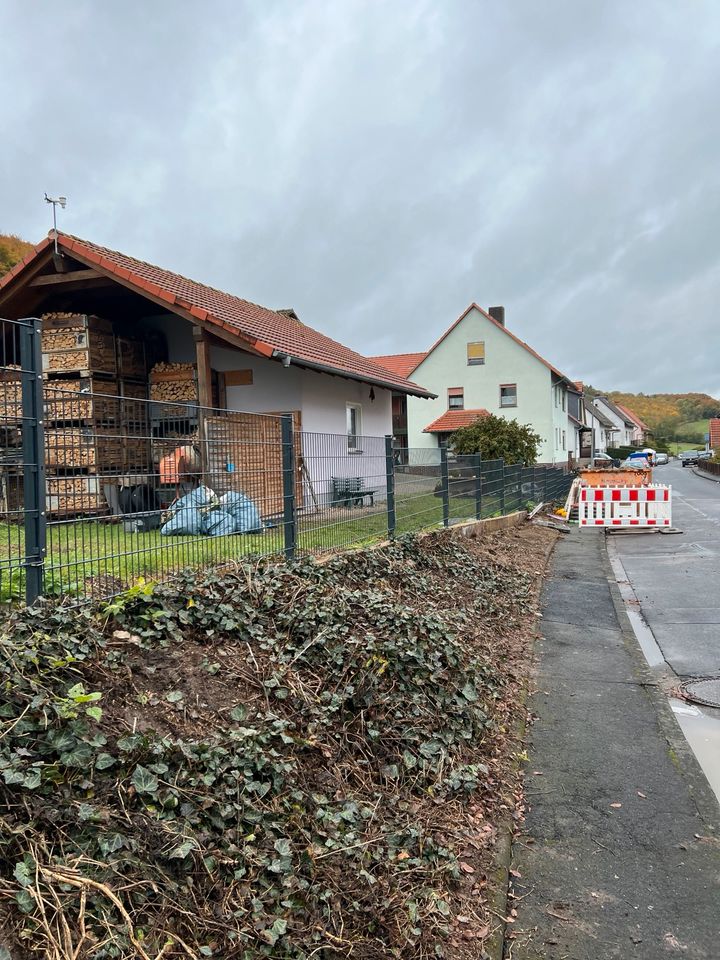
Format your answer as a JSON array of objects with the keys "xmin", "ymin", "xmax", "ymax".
[{"xmin": 271, "ymin": 350, "xmax": 437, "ymax": 399}]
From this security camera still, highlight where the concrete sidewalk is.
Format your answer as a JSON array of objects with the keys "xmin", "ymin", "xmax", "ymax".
[{"xmin": 508, "ymin": 530, "xmax": 720, "ymax": 960}]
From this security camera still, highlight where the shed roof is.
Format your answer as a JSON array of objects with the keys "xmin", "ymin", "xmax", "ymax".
[
  {"xmin": 369, "ymin": 352, "xmax": 428, "ymax": 378},
  {"xmin": 0, "ymin": 233, "xmax": 433, "ymax": 399},
  {"xmin": 423, "ymin": 408, "xmax": 490, "ymax": 433},
  {"xmin": 615, "ymin": 403, "xmax": 649, "ymax": 431}
]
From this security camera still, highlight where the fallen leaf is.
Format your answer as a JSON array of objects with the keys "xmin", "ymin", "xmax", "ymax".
[
  {"xmin": 610, "ymin": 803, "xmax": 622, "ymax": 809},
  {"xmin": 637, "ymin": 791, "xmax": 647, "ymax": 799},
  {"xmin": 396, "ymin": 851, "xmax": 410, "ymax": 861},
  {"xmin": 459, "ymin": 862, "xmax": 475, "ymax": 874},
  {"xmin": 509, "ymin": 868, "xmax": 522, "ymax": 878}
]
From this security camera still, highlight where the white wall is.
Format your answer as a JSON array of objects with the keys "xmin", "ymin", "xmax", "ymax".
[
  {"xmin": 405, "ymin": 306, "xmax": 561, "ymax": 462},
  {"xmin": 143, "ymin": 312, "xmax": 394, "ymax": 507}
]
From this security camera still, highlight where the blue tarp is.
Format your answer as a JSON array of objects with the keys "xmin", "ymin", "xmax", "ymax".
[{"xmin": 160, "ymin": 486, "xmax": 263, "ymax": 537}]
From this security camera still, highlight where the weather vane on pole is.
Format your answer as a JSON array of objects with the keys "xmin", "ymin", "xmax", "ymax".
[{"xmin": 44, "ymin": 193, "xmax": 67, "ymax": 255}]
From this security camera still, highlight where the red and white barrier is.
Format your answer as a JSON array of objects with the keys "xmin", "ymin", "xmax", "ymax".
[{"xmin": 578, "ymin": 484, "xmax": 672, "ymax": 528}]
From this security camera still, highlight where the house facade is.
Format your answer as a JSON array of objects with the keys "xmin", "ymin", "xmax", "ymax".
[
  {"xmin": 584, "ymin": 403, "xmax": 617, "ymax": 456},
  {"xmin": 615, "ymin": 404, "xmax": 649, "ymax": 445},
  {"xmin": 373, "ymin": 304, "xmax": 574, "ymax": 464},
  {"xmin": 592, "ymin": 397, "xmax": 636, "ymax": 447},
  {"xmin": 0, "ymin": 233, "xmax": 433, "ymax": 509}
]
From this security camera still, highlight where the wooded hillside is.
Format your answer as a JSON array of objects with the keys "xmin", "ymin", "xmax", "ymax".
[{"xmin": 0, "ymin": 233, "xmax": 34, "ymax": 276}]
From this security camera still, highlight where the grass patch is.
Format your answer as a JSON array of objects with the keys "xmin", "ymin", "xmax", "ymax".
[{"xmin": 0, "ymin": 491, "xmax": 518, "ymax": 602}]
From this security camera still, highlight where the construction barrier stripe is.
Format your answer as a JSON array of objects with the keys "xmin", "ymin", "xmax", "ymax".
[
  {"xmin": 580, "ymin": 486, "xmax": 670, "ymax": 502},
  {"xmin": 579, "ymin": 518, "xmax": 671, "ymax": 526}
]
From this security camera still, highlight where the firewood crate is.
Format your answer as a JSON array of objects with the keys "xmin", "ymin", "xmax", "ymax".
[
  {"xmin": 0, "ymin": 367, "xmax": 22, "ymax": 426},
  {"xmin": 42, "ymin": 313, "xmax": 113, "ymax": 334},
  {"xmin": 44, "ymin": 379, "xmax": 120, "ymax": 424},
  {"xmin": 45, "ymin": 428, "xmax": 125, "ymax": 473},
  {"xmin": 149, "ymin": 362, "xmax": 220, "ymax": 418},
  {"xmin": 45, "ymin": 428, "xmax": 151, "ymax": 473},
  {"xmin": 120, "ymin": 381, "xmax": 150, "ymax": 426},
  {"xmin": 42, "ymin": 330, "xmax": 117, "ymax": 376},
  {"xmin": 47, "ymin": 476, "xmax": 107, "ymax": 516},
  {"xmin": 117, "ymin": 337, "xmax": 148, "ymax": 380}
]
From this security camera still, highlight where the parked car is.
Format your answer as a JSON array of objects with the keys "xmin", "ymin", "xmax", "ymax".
[
  {"xmin": 697, "ymin": 449, "xmax": 714, "ymax": 461},
  {"xmin": 680, "ymin": 450, "xmax": 700, "ymax": 467},
  {"xmin": 654, "ymin": 452, "xmax": 669, "ymax": 465}
]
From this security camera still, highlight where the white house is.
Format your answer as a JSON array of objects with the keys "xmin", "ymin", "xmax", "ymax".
[
  {"xmin": 593, "ymin": 397, "xmax": 636, "ymax": 447},
  {"xmin": 584, "ymin": 402, "xmax": 618, "ymax": 456},
  {"xmin": 372, "ymin": 304, "xmax": 575, "ymax": 464}
]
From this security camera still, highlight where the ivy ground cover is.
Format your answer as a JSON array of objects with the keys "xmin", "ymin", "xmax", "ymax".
[{"xmin": 0, "ymin": 525, "xmax": 553, "ymax": 959}]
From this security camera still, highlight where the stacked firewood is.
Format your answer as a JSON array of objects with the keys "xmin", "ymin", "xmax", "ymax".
[{"xmin": 149, "ymin": 363, "xmax": 199, "ymax": 404}]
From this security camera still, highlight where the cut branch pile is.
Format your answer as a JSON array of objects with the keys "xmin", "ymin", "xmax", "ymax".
[{"xmin": 0, "ymin": 527, "xmax": 551, "ymax": 958}]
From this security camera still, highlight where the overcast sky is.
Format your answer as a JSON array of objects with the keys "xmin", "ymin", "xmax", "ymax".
[{"xmin": 2, "ymin": 1, "xmax": 719, "ymax": 395}]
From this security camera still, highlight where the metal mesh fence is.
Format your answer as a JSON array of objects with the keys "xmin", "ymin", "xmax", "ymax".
[{"xmin": 0, "ymin": 316, "xmax": 575, "ymax": 605}]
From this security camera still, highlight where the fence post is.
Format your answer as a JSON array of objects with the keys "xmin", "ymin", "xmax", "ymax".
[
  {"xmin": 280, "ymin": 414, "xmax": 296, "ymax": 560},
  {"xmin": 20, "ymin": 317, "xmax": 46, "ymax": 605},
  {"xmin": 440, "ymin": 445, "xmax": 450, "ymax": 527},
  {"xmin": 499, "ymin": 461, "xmax": 506, "ymax": 515},
  {"xmin": 474, "ymin": 454, "xmax": 482, "ymax": 520},
  {"xmin": 385, "ymin": 435, "xmax": 396, "ymax": 539}
]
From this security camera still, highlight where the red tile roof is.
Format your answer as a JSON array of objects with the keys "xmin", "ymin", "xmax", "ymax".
[
  {"xmin": 709, "ymin": 419, "xmax": 720, "ymax": 448},
  {"xmin": 369, "ymin": 352, "xmax": 428, "ymax": 378},
  {"xmin": 0, "ymin": 233, "xmax": 433, "ymax": 399},
  {"xmin": 424, "ymin": 408, "xmax": 490, "ymax": 433},
  {"xmin": 615, "ymin": 403, "xmax": 649, "ymax": 431}
]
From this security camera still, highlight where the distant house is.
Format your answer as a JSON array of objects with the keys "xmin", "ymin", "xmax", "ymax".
[
  {"xmin": 584, "ymin": 402, "xmax": 618, "ymax": 456},
  {"xmin": 615, "ymin": 404, "xmax": 649, "ymax": 445},
  {"xmin": 372, "ymin": 304, "xmax": 575, "ymax": 464},
  {"xmin": 593, "ymin": 397, "xmax": 636, "ymax": 447},
  {"xmin": 710, "ymin": 418, "xmax": 720, "ymax": 450}
]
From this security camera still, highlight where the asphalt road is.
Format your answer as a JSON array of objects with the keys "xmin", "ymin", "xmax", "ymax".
[{"xmin": 610, "ymin": 459, "xmax": 720, "ymax": 678}]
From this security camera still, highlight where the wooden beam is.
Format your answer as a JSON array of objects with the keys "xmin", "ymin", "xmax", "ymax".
[
  {"xmin": 29, "ymin": 268, "xmax": 103, "ymax": 287},
  {"xmin": 193, "ymin": 325, "xmax": 213, "ymax": 409}
]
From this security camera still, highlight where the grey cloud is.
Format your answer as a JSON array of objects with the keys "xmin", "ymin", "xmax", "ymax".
[{"xmin": 1, "ymin": 0, "xmax": 719, "ymax": 395}]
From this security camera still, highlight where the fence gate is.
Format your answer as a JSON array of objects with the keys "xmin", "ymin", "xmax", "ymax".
[{"xmin": 578, "ymin": 485, "xmax": 672, "ymax": 528}]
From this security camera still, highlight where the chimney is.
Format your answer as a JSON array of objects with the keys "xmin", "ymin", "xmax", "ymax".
[{"xmin": 488, "ymin": 305, "xmax": 505, "ymax": 326}]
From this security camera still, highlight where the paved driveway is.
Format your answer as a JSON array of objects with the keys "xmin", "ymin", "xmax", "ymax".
[{"xmin": 610, "ymin": 459, "xmax": 720, "ymax": 678}]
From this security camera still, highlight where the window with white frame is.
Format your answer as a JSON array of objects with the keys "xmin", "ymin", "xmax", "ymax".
[
  {"xmin": 562, "ymin": 429, "xmax": 566, "ymax": 448},
  {"xmin": 499, "ymin": 383, "xmax": 517, "ymax": 407},
  {"xmin": 346, "ymin": 403, "xmax": 362, "ymax": 452},
  {"xmin": 561, "ymin": 390, "xmax": 566, "ymax": 412}
]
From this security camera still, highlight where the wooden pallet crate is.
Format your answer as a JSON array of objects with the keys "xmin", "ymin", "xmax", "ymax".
[
  {"xmin": 45, "ymin": 427, "xmax": 125, "ymax": 473},
  {"xmin": 124, "ymin": 432, "xmax": 152, "ymax": 471},
  {"xmin": 117, "ymin": 337, "xmax": 148, "ymax": 380},
  {"xmin": 203, "ymin": 411, "xmax": 302, "ymax": 517},
  {"xmin": 44, "ymin": 378, "xmax": 120, "ymax": 423},
  {"xmin": 42, "ymin": 330, "xmax": 117, "ymax": 376},
  {"xmin": 41, "ymin": 313, "xmax": 113, "ymax": 334},
  {"xmin": 149, "ymin": 363, "xmax": 220, "ymax": 418},
  {"xmin": 47, "ymin": 475, "xmax": 107, "ymax": 515},
  {"xmin": 0, "ymin": 367, "xmax": 22, "ymax": 426},
  {"xmin": 120, "ymin": 380, "xmax": 150, "ymax": 424}
]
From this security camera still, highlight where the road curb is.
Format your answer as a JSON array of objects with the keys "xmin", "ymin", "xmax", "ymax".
[
  {"xmin": 691, "ymin": 465, "xmax": 720, "ymax": 483},
  {"xmin": 601, "ymin": 533, "xmax": 720, "ymax": 832},
  {"xmin": 484, "ymin": 530, "xmax": 559, "ymax": 960}
]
